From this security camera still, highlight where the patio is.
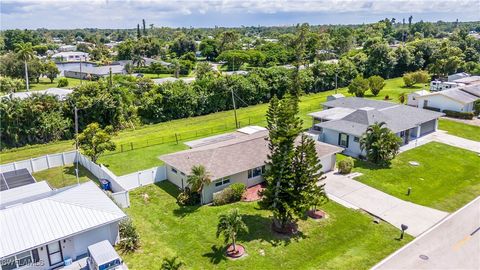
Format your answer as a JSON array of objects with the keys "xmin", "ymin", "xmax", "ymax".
[{"xmin": 242, "ymin": 183, "xmax": 265, "ymax": 202}]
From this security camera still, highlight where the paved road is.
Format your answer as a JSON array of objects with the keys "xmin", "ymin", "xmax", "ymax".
[
  {"xmin": 373, "ymin": 196, "xmax": 480, "ymax": 270},
  {"xmin": 322, "ymin": 172, "xmax": 449, "ymax": 237},
  {"xmin": 400, "ymin": 130, "xmax": 480, "ymax": 153}
]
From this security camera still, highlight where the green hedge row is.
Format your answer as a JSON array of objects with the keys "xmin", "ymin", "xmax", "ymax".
[{"xmin": 443, "ymin": 110, "xmax": 474, "ymax": 120}]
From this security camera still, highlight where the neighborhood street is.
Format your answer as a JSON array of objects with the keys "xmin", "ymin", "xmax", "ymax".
[{"xmin": 322, "ymin": 172, "xmax": 449, "ymax": 237}]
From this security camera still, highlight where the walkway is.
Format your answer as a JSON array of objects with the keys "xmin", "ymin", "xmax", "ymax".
[
  {"xmin": 400, "ymin": 130, "xmax": 480, "ymax": 153},
  {"xmin": 322, "ymin": 172, "xmax": 449, "ymax": 237}
]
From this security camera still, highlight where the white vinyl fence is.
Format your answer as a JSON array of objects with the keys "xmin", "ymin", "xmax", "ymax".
[
  {"xmin": 0, "ymin": 151, "xmax": 77, "ymax": 173},
  {"xmin": 116, "ymin": 166, "xmax": 166, "ymax": 191}
]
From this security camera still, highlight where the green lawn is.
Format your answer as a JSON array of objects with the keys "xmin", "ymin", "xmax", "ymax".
[
  {"xmin": 2, "ymin": 77, "xmax": 422, "ymax": 175},
  {"xmin": 438, "ymin": 118, "xmax": 480, "ymax": 142},
  {"xmin": 352, "ymin": 142, "xmax": 480, "ymax": 212},
  {"xmin": 122, "ymin": 181, "xmax": 410, "ymax": 270},
  {"xmin": 29, "ymin": 77, "xmax": 82, "ymax": 91},
  {"xmin": 32, "ymin": 164, "xmax": 98, "ymax": 188}
]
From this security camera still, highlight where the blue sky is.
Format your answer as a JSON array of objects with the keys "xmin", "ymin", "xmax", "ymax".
[{"xmin": 1, "ymin": 0, "xmax": 479, "ymax": 29}]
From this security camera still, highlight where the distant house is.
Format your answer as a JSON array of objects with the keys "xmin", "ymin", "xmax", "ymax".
[
  {"xmin": 1, "ymin": 88, "xmax": 73, "ymax": 101},
  {"xmin": 160, "ymin": 126, "xmax": 343, "ymax": 203},
  {"xmin": 58, "ymin": 45, "xmax": 77, "ymax": 52},
  {"xmin": 430, "ymin": 80, "xmax": 462, "ymax": 92},
  {"xmin": 452, "ymin": 76, "xmax": 480, "ymax": 85},
  {"xmin": 311, "ymin": 97, "xmax": 444, "ymax": 157},
  {"xmin": 51, "ymin": 51, "xmax": 89, "ymax": 62},
  {"xmin": 407, "ymin": 90, "xmax": 430, "ymax": 107},
  {"xmin": 0, "ymin": 181, "xmax": 126, "ymax": 270},
  {"xmin": 448, "ymin": 72, "xmax": 470, "ymax": 82},
  {"xmin": 414, "ymin": 85, "xmax": 480, "ymax": 113},
  {"xmin": 64, "ymin": 65, "xmax": 125, "ymax": 80},
  {"xmin": 152, "ymin": 77, "xmax": 196, "ymax": 84}
]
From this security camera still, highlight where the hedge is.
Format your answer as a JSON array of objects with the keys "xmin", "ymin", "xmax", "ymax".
[
  {"xmin": 423, "ymin": 106, "xmax": 441, "ymax": 112},
  {"xmin": 443, "ymin": 110, "xmax": 474, "ymax": 120}
]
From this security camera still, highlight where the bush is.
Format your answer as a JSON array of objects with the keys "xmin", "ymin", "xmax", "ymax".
[
  {"xmin": 230, "ymin": 183, "xmax": 246, "ymax": 201},
  {"xmin": 423, "ymin": 106, "xmax": 441, "ymax": 112},
  {"xmin": 57, "ymin": 77, "xmax": 69, "ymax": 87},
  {"xmin": 474, "ymin": 100, "xmax": 480, "ymax": 115},
  {"xmin": 338, "ymin": 157, "xmax": 354, "ymax": 174},
  {"xmin": 117, "ymin": 218, "xmax": 140, "ymax": 253},
  {"xmin": 213, "ymin": 187, "xmax": 236, "ymax": 206},
  {"xmin": 176, "ymin": 187, "xmax": 200, "ymax": 206},
  {"xmin": 443, "ymin": 110, "xmax": 474, "ymax": 120},
  {"xmin": 403, "ymin": 70, "xmax": 430, "ymax": 87},
  {"xmin": 403, "ymin": 73, "xmax": 415, "ymax": 87},
  {"xmin": 368, "ymin": 75, "xmax": 385, "ymax": 96}
]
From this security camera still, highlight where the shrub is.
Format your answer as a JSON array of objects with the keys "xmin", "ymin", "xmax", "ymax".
[
  {"xmin": 474, "ymin": 100, "xmax": 480, "ymax": 115},
  {"xmin": 176, "ymin": 187, "xmax": 200, "ymax": 206},
  {"xmin": 337, "ymin": 157, "xmax": 354, "ymax": 174},
  {"xmin": 403, "ymin": 70, "xmax": 430, "ymax": 87},
  {"xmin": 117, "ymin": 218, "xmax": 140, "ymax": 253},
  {"xmin": 348, "ymin": 76, "xmax": 369, "ymax": 97},
  {"xmin": 213, "ymin": 187, "xmax": 236, "ymax": 206},
  {"xmin": 423, "ymin": 106, "xmax": 441, "ymax": 112},
  {"xmin": 368, "ymin": 75, "xmax": 385, "ymax": 96},
  {"xmin": 230, "ymin": 183, "xmax": 246, "ymax": 201},
  {"xmin": 443, "ymin": 110, "xmax": 474, "ymax": 120},
  {"xmin": 403, "ymin": 73, "xmax": 416, "ymax": 87},
  {"xmin": 57, "ymin": 77, "xmax": 69, "ymax": 87},
  {"xmin": 384, "ymin": 95, "xmax": 390, "ymax": 100}
]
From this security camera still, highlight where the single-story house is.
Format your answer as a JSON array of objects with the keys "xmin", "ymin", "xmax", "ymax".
[
  {"xmin": 57, "ymin": 45, "xmax": 77, "ymax": 52},
  {"xmin": 414, "ymin": 88, "xmax": 479, "ymax": 113},
  {"xmin": 152, "ymin": 77, "xmax": 196, "ymax": 85},
  {"xmin": 0, "ymin": 181, "xmax": 126, "ymax": 270},
  {"xmin": 448, "ymin": 72, "xmax": 470, "ymax": 82},
  {"xmin": 64, "ymin": 65, "xmax": 125, "ymax": 80},
  {"xmin": 430, "ymin": 80, "xmax": 462, "ymax": 92},
  {"xmin": 1, "ymin": 88, "xmax": 73, "ymax": 101},
  {"xmin": 452, "ymin": 75, "xmax": 480, "ymax": 85},
  {"xmin": 312, "ymin": 97, "xmax": 444, "ymax": 157},
  {"xmin": 407, "ymin": 90, "xmax": 430, "ymax": 107},
  {"xmin": 51, "ymin": 51, "xmax": 89, "ymax": 62},
  {"xmin": 159, "ymin": 126, "xmax": 343, "ymax": 203}
]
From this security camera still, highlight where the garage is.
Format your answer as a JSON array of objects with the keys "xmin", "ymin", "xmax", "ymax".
[
  {"xmin": 319, "ymin": 154, "xmax": 337, "ymax": 172},
  {"xmin": 420, "ymin": 119, "xmax": 437, "ymax": 136}
]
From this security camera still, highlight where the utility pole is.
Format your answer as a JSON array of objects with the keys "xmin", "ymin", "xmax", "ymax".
[
  {"xmin": 231, "ymin": 87, "xmax": 239, "ymax": 128},
  {"xmin": 74, "ymin": 106, "xmax": 80, "ymax": 185},
  {"xmin": 109, "ymin": 67, "xmax": 113, "ymax": 88},
  {"xmin": 335, "ymin": 65, "xmax": 339, "ymax": 94}
]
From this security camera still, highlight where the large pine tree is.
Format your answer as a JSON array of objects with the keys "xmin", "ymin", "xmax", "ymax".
[{"xmin": 261, "ymin": 94, "xmax": 326, "ymax": 233}]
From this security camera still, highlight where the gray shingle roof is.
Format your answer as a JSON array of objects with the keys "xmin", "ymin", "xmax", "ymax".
[
  {"xmin": 424, "ymin": 88, "xmax": 479, "ymax": 104},
  {"xmin": 65, "ymin": 65, "xmax": 124, "ymax": 75},
  {"xmin": 160, "ymin": 130, "xmax": 343, "ymax": 180},
  {"xmin": 316, "ymin": 98, "xmax": 444, "ymax": 136},
  {"xmin": 460, "ymin": 84, "xmax": 480, "ymax": 98},
  {"xmin": 322, "ymin": 97, "xmax": 395, "ymax": 110}
]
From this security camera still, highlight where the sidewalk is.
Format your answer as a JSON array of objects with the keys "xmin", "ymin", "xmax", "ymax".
[{"xmin": 322, "ymin": 172, "xmax": 449, "ymax": 237}]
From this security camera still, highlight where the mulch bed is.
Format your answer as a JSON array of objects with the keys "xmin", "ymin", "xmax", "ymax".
[{"xmin": 226, "ymin": 244, "xmax": 246, "ymax": 258}]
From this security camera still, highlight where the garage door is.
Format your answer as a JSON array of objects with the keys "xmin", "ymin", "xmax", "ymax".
[
  {"xmin": 320, "ymin": 155, "xmax": 335, "ymax": 172},
  {"xmin": 420, "ymin": 120, "xmax": 436, "ymax": 136}
]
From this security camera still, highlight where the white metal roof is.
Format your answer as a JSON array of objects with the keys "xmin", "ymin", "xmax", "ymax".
[
  {"xmin": 0, "ymin": 181, "xmax": 126, "ymax": 258},
  {"xmin": 237, "ymin": 125, "xmax": 267, "ymax": 135},
  {"xmin": 1, "ymin": 88, "xmax": 73, "ymax": 100},
  {"xmin": 88, "ymin": 240, "xmax": 121, "ymax": 265},
  {"xmin": 0, "ymin": 181, "xmax": 52, "ymax": 207}
]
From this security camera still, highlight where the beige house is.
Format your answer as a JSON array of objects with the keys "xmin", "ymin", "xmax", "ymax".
[{"xmin": 159, "ymin": 127, "xmax": 343, "ymax": 203}]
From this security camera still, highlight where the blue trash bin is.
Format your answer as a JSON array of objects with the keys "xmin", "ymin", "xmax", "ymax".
[{"xmin": 99, "ymin": 179, "xmax": 111, "ymax": 191}]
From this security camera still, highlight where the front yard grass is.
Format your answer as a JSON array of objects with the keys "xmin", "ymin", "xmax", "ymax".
[
  {"xmin": 29, "ymin": 77, "xmax": 82, "ymax": 91},
  {"xmin": 352, "ymin": 142, "xmax": 480, "ymax": 212},
  {"xmin": 32, "ymin": 164, "xmax": 98, "ymax": 188},
  {"xmin": 122, "ymin": 181, "xmax": 411, "ymax": 270},
  {"xmin": 439, "ymin": 118, "xmax": 480, "ymax": 142},
  {"xmin": 2, "ymin": 77, "xmax": 422, "ymax": 175}
]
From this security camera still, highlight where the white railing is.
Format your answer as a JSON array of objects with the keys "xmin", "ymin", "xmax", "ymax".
[
  {"xmin": 1, "ymin": 151, "xmax": 77, "ymax": 173},
  {"xmin": 116, "ymin": 166, "xmax": 166, "ymax": 191}
]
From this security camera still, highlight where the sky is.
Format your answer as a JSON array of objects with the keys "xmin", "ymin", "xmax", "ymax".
[{"xmin": 1, "ymin": 0, "xmax": 479, "ymax": 29}]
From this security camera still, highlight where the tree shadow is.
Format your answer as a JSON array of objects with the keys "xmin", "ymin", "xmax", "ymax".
[
  {"xmin": 202, "ymin": 245, "xmax": 227, "ymax": 265},
  {"xmin": 155, "ymin": 181, "xmax": 181, "ymax": 198},
  {"xmin": 353, "ymin": 158, "xmax": 390, "ymax": 171},
  {"xmin": 172, "ymin": 205, "xmax": 200, "ymax": 218},
  {"xmin": 238, "ymin": 214, "xmax": 306, "ymax": 247}
]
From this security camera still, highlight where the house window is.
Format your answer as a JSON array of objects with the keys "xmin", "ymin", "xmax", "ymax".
[
  {"xmin": 353, "ymin": 136, "xmax": 359, "ymax": 142},
  {"xmin": 423, "ymin": 100, "xmax": 428, "ymax": 107},
  {"xmin": 338, "ymin": 133, "xmax": 349, "ymax": 147},
  {"xmin": 171, "ymin": 167, "xmax": 177, "ymax": 173},
  {"xmin": 0, "ymin": 250, "xmax": 35, "ymax": 270},
  {"xmin": 215, "ymin": 177, "xmax": 231, "ymax": 187},
  {"xmin": 248, "ymin": 166, "xmax": 264, "ymax": 179},
  {"xmin": 47, "ymin": 242, "xmax": 63, "ymax": 266}
]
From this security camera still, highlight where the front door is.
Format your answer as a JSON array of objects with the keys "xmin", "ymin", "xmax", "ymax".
[
  {"xmin": 47, "ymin": 241, "xmax": 63, "ymax": 266},
  {"xmin": 404, "ymin": 129, "xmax": 410, "ymax": 144}
]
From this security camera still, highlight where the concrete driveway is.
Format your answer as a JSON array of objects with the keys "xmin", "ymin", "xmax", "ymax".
[
  {"xmin": 400, "ymin": 130, "xmax": 480, "ymax": 153},
  {"xmin": 322, "ymin": 172, "xmax": 449, "ymax": 237}
]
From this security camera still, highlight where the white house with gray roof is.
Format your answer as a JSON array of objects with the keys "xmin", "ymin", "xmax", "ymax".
[
  {"xmin": 159, "ymin": 126, "xmax": 343, "ymax": 203},
  {"xmin": 413, "ymin": 84, "xmax": 480, "ymax": 113},
  {"xmin": 64, "ymin": 65, "xmax": 125, "ymax": 80},
  {"xmin": 0, "ymin": 181, "xmax": 126, "ymax": 270},
  {"xmin": 311, "ymin": 97, "xmax": 444, "ymax": 157}
]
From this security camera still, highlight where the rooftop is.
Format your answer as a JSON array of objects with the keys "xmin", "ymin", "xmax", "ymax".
[
  {"xmin": 65, "ymin": 65, "xmax": 124, "ymax": 75},
  {"xmin": 160, "ymin": 128, "xmax": 343, "ymax": 179},
  {"xmin": 453, "ymin": 76, "xmax": 480, "ymax": 84},
  {"xmin": 0, "ymin": 181, "xmax": 52, "ymax": 206},
  {"xmin": 308, "ymin": 107, "xmax": 356, "ymax": 121},
  {"xmin": 459, "ymin": 84, "xmax": 480, "ymax": 98},
  {"xmin": 418, "ymin": 88, "xmax": 479, "ymax": 104},
  {"xmin": 323, "ymin": 97, "xmax": 395, "ymax": 110},
  {"xmin": 1, "ymin": 88, "xmax": 73, "ymax": 101},
  {"xmin": 0, "ymin": 181, "xmax": 126, "ymax": 257}
]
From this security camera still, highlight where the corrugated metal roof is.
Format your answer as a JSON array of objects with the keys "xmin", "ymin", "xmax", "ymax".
[
  {"xmin": 0, "ymin": 181, "xmax": 126, "ymax": 258},
  {"xmin": 0, "ymin": 181, "xmax": 52, "ymax": 206},
  {"xmin": 1, "ymin": 88, "xmax": 73, "ymax": 101},
  {"xmin": 87, "ymin": 240, "xmax": 121, "ymax": 265},
  {"xmin": 460, "ymin": 84, "xmax": 480, "ymax": 98}
]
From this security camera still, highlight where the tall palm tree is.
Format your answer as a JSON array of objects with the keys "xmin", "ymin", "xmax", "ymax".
[
  {"xmin": 360, "ymin": 122, "xmax": 402, "ymax": 165},
  {"xmin": 216, "ymin": 208, "xmax": 248, "ymax": 252},
  {"xmin": 187, "ymin": 165, "xmax": 211, "ymax": 204},
  {"xmin": 131, "ymin": 54, "xmax": 145, "ymax": 68},
  {"xmin": 171, "ymin": 59, "xmax": 180, "ymax": 78},
  {"xmin": 16, "ymin": 43, "xmax": 35, "ymax": 91}
]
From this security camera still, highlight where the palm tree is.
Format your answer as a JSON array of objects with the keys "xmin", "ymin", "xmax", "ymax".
[
  {"xmin": 216, "ymin": 208, "xmax": 248, "ymax": 253},
  {"xmin": 131, "ymin": 54, "xmax": 145, "ymax": 68},
  {"xmin": 16, "ymin": 43, "xmax": 35, "ymax": 91},
  {"xmin": 360, "ymin": 122, "xmax": 402, "ymax": 165},
  {"xmin": 187, "ymin": 165, "xmax": 211, "ymax": 204},
  {"xmin": 160, "ymin": 256, "xmax": 184, "ymax": 270},
  {"xmin": 171, "ymin": 59, "xmax": 180, "ymax": 78}
]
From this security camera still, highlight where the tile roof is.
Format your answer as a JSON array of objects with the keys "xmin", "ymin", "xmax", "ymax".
[
  {"xmin": 0, "ymin": 181, "xmax": 126, "ymax": 257},
  {"xmin": 160, "ymin": 130, "xmax": 343, "ymax": 179}
]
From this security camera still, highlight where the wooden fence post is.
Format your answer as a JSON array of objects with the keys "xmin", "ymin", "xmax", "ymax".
[{"xmin": 130, "ymin": 142, "xmax": 134, "ymax": 151}]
